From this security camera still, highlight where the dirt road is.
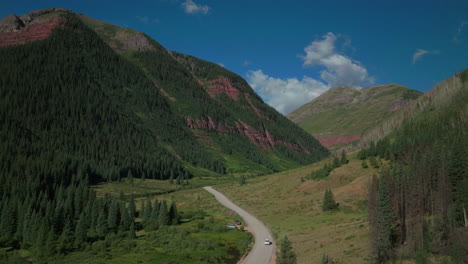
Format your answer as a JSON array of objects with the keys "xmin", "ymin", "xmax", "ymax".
[{"xmin": 204, "ymin": 186, "xmax": 275, "ymax": 264}]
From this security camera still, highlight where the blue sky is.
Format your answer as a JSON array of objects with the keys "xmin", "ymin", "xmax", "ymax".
[{"xmin": 1, "ymin": 0, "xmax": 467, "ymax": 114}]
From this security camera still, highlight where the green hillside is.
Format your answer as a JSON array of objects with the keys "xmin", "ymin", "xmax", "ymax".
[
  {"xmin": 0, "ymin": 8, "xmax": 327, "ymax": 263},
  {"xmin": 287, "ymin": 84, "xmax": 422, "ymax": 150},
  {"xmin": 75, "ymin": 14, "xmax": 329, "ymax": 175}
]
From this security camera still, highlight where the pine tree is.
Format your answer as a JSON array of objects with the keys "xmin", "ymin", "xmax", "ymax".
[
  {"xmin": 322, "ymin": 189, "xmax": 338, "ymax": 211},
  {"xmin": 372, "ymin": 173, "xmax": 396, "ymax": 263},
  {"xmin": 75, "ymin": 212, "xmax": 87, "ymax": 248},
  {"xmin": 332, "ymin": 157, "xmax": 341, "ymax": 168},
  {"xmin": 96, "ymin": 210, "xmax": 108, "ymax": 238},
  {"xmin": 107, "ymin": 201, "xmax": 120, "ymax": 232},
  {"xmin": 57, "ymin": 220, "xmax": 74, "ymax": 254},
  {"xmin": 120, "ymin": 204, "xmax": 131, "ymax": 231},
  {"xmin": 144, "ymin": 200, "xmax": 152, "ymax": 220},
  {"xmin": 169, "ymin": 201, "xmax": 179, "ymax": 225},
  {"xmin": 44, "ymin": 230, "xmax": 57, "ymax": 257},
  {"xmin": 278, "ymin": 236, "xmax": 297, "ymax": 264},
  {"xmin": 128, "ymin": 222, "xmax": 136, "ymax": 239},
  {"xmin": 158, "ymin": 201, "xmax": 170, "ymax": 226},
  {"xmin": 128, "ymin": 198, "xmax": 136, "ymax": 219}
]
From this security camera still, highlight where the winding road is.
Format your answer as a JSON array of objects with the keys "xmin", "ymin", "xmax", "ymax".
[{"xmin": 204, "ymin": 186, "xmax": 275, "ymax": 264}]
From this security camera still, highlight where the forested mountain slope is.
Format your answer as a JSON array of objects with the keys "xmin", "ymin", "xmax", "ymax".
[
  {"xmin": 77, "ymin": 12, "xmax": 329, "ymax": 175},
  {"xmin": 359, "ymin": 70, "xmax": 468, "ymax": 263},
  {"xmin": 287, "ymin": 84, "xmax": 422, "ymax": 150},
  {"xmin": 0, "ymin": 8, "xmax": 328, "ymax": 262}
]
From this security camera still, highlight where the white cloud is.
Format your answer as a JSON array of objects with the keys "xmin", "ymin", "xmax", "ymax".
[
  {"xmin": 300, "ymin": 32, "xmax": 373, "ymax": 87},
  {"xmin": 412, "ymin": 49, "xmax": 439, "ymax": 64},
  {"xmin": 182, "ymin": 0, "xmax": 210, "ymax": 15},
  {"xmin": 412, "ymin": 49, "xmax": 428, "ymax": 64},
  {"xmin": 454, "ymin": 20, "xmax": 468, "ymax": 43},
  {"xmin": 246, "ymin": 70, "xmax": 329, "ymax": 115}
]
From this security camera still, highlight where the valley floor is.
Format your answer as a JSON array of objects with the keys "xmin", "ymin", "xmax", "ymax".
[{"xmin": 216, "ymin": 153, "xmax": 378, "ymax": 264}]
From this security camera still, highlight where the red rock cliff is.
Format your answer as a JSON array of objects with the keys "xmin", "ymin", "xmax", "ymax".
[{"xmin": 185, "ymin": 116, "xmax": 310, "ymax": 154}]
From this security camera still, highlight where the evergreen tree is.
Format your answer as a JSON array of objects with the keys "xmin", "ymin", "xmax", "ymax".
[
  {"xmin": 44, "ymin": 230, "xmax": 57, "ymax": 257},
  {"xmin": 332, "ymin": 157, "xmax": 341, "ymax": 168},
  {"xmin": 57, "ymin": 220, "xmax": 74, "ymax": 254},
  {"xmin": 278, "ymin": 236, "xmax": 297, "ymax": 264},
  {"xmin": 107, "ymin": 201, "xmax": 120, "ymax": 232},
  {"xmin": 75, "ymin": 212, "xmax": 87, "ymax": 248},
  {"xmin": 169, "ymin": 201, "xmax": 179, "ymax": 225},
  {"xmin": 144, "ymin": 200, "xmax": 152, "ymax": 220},
  {"xmin": 128, "ymin": 222, "xmax": 136, "ymax": 239},
  {"xmin": 120, "ymin": 204, "xmax": 131, "ymax": 231},
  {"xmin": 96, "ymin": 210, "xmax": 108, "ymax": 238},
  {"xmin": 158, "ymin": 201, "xmax": 170, "ymax": 226},
  {"xmin": 128, "ymin": 198, "xmax": 136, "ymax": 219},
  {"xmin": 372, "ymin": 173, "xmax": 396, "ymax": 263},
  {"xmin": 322, "ymin": 189, "xmax": 339, "ymax": 211}
]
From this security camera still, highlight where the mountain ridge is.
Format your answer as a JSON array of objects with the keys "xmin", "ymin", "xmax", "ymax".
[
  {"xmin": 0, "ymin": 8, "xmax": 329, "ymax": 179},
  {"xmin": 287, "ymin": 83, "xmax": 422, "ymax": 149}
]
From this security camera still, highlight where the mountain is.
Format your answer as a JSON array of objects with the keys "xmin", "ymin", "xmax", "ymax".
[
  {"xmin": 287, "ymin": 84, "xmax": 422, "ymax": 149},
  {"xmin": 0, "ymin": 8, "xmax": 329, "ymax": 183},
  {"xmin": 0, "ymin": 7, "xmax": 328, "ymax": 262}
]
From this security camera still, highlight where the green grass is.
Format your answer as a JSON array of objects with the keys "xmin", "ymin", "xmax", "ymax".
[{"xmin": 215, "ymin": 153, "xmax": 379, "ymax": 264}]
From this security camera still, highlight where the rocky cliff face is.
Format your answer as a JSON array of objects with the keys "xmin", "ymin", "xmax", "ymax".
[
  {"xmin": 205, "ymin": 76, "xmax": 241, "ymax": 100},
  {"xmin": 185, "ymin": 116, "xmax": 311, "ymax": 154},
  {"xmin": 0, "ymin": 8, "xmax": 72, "ymax": 47}
]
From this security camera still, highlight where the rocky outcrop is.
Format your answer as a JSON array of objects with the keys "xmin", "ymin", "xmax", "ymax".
[
  {"xmin": 244, "ymin": 93, "xmax": 266, "ymax": 119},
  {"xmin": 206, "ymin": 76, "xmax": 241, "ymax": 100},
  {"xmin": 0, "ymin": 15, "xmax": 25, "ymax": 32},
  {"xmin": 0, "ymin": 18, "xmax": 63, "ymax": 47},
  {"xmin": 0, "ymin": 8, "xmax": 73, "ymax": 47},
  {"xmin": 185, "ymin": 116, "xmax": 311, "ymax": 154}
]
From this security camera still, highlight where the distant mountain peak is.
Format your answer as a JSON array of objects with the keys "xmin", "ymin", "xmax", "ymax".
[{"xmin": 287, "ymin": 83, "xmax": 422, "ymax": 149}]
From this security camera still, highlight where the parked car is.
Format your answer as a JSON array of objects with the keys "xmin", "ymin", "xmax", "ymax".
[
  {"xmin": 264, "ymin": 238, "xmax": 272, "ymax": 245},
  {"xmin": 227, "ymin": 224, "xmax": 236, "ymax": 229}
]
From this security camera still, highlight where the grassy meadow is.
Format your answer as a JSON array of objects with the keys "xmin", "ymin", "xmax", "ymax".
[{"xmin": 216, "ymin": 153, "xmax": 380, "ymax": 264}]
